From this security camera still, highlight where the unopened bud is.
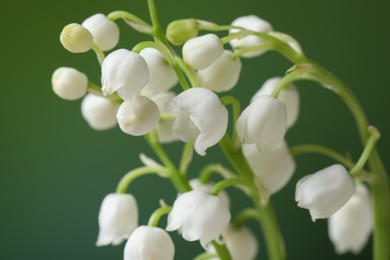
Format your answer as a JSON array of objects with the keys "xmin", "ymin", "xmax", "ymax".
[
  {"xmin": 60, "ymin": 23, "xmax": 93, "ymax": 53},
  {"xmin": 166, "ymin": 19, "xmax": 198, "ymax": 46}
]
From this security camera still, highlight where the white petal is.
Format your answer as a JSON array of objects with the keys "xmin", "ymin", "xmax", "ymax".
[
  {"xmin": 183, "ymin": 34, "xmax": 224, "ymax": 70},
  {"xmin": 81, "ymin": 94, "xmax": 119, "ymax": 130},
  {"xmin": 101, "ymin": 49, "xmax": 149, "ymax": 98},
  {"xmin": 116, "ymin": 96, "xmax": 160, "ymax": 136},
  {"xmin": 82, "ymin": 13, "xmax": 120, "ymax": 51},
  {"xmin": 52, "ymin": 67, "xmax": 88, "ymax": 100}
]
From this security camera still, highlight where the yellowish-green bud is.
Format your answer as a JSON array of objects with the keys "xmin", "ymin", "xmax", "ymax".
[
  {"xmin": 166, "ymin": 19, "xmax": 198, "ymax": 46},
  {"xmin": 60, "ymin": 23, "xmax": 93, "ymax": 53}
]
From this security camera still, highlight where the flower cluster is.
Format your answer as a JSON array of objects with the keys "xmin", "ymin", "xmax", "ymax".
[{"xmin": 52, "ymin": 1, "xmax": 385, "ymax": 260}]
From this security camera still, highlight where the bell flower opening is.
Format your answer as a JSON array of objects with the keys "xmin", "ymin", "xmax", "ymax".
[{"xmin": 81, "ymin": 94, "xmax": 119, "ymax": 130}]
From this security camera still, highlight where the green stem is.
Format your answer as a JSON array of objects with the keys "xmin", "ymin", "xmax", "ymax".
[
  {"xmin": 290, "ymin": 144, "xmax": 355, "ymax": 170},
  {"xmin": 211, "ymin": 241, "xmax": 232, "ymax": 260},
  {"xmin": 193, "ymin": 253, "xmax": 218, "ymax": 260},
  {"xmin": 91, "ymin": 43, "xmax": 105, "ymax": 64},
  {"xmin": 147, "ymin": 205, "xmax": 172, "ymax": 227},
  {"xmin": 175, "ymin": 56, "xmax": 200, "ymax": 88},
  {"xmin": 350, "ymin": 126, "xmax": 381, "ymax": 177},
  {"xmin": 219, "ymin": 135, "xmax": 285, "ymax": 260},
  {"xmin": 210, "ymin": 177, "xmax": 254, "ymax": 196},
  {"xmin": 199, "ymin": 164, "xmax": 237, "ymax": 184},
  {"xmin": 116, "ymin": 166, "xmax": 167, "ymax": 194},
  {"xmin": 234, "ymin": 208, "xmax": 261, "ymax": 228},
  {"xmin": 107, "ymin": 10, "xmax": 152, "ymax": 32},
  {"xmin": 179, "ymin": 142, "xmax": 193, "ymax": 174},
  {"xmin": 147, "ymin": 0, "xmax": 170, "ymax": 48},
  {"xmin": 221, "ymin": 96, "xmax": 241, "ymax": 145},
  {"xmin": 145, "ymin": 133, "xmax": 191, "ymax": 193}
]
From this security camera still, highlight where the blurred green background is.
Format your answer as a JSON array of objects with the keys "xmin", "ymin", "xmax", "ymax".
[{"xmin": 1, "ymin": 0, "xmax": 389, "ymax": 259}]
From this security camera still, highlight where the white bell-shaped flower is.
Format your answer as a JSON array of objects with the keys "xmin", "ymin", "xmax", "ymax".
[
  {"xmin": 101, "ymin": 49, "xmax": 149, "ymax": 99},
  {"xmin": 82, "ymin": 13, "xmax": 120, "ymax": 51},
  {"xmin": 81, "ymin": 94, "xmax": 119, "ymax": 130},
  {"xmin": 328, "ymin": 184, "xmax": 373, "ymax": 254},
  {"xmin": 139, "ymin": 48, "xmax": 178, "ymax": 95},
  {"xmin": 96, "ymin": 193, "xmax": 138, "ymax": 246},
  {"xmin": 236, "ymin": 95, "xmax": 287, "ymax": 151},
  {"xmin": 208, "ymin": 225, "xmax": 258, "ymax": 260},
  {"xmin": 252, "ymin": 77, "xmax": 299, "ymax": 128},
  {"xmin": 295, "ymin": 164, "xmax": 356, "ymax": 221},
  {"xmin": 52, "ymin": 67, "xmax": 88, "ymax": 100},
  {"xmin": 60, "ymin": 23, "xmax": 93, "ymax": 53},
  {"xmin": 124, "ymin": 225, "xmax": 175, "ymax": 260},
  {"xmin": 166, "ymin": 190, "xmax": 231, "ymax": 248},
  {"xmin": 189, "ymin": 179, "xmax": 230, "ymax": 207},
  {"xmin": 169, "ymin": 88, "xmax": 228, "ymax": 155},
  {"xmin": 182, "ymin": 34, "xmax": 224, "ymax": 70},
  {"xmin": 198, "ymin": 50, "xmax": 242, "ymax": 92},
  {"xmin": 147, "ymin": 91, "xmax": 178, "ymax": 143},
  {"xmin": 229, "ymin": 15, "xmax": 273, "ymax": 58},
  {"xmin": 242, "ymin": 141, "xmax": 295, "ymax": 195},
  {"xmin": 116, "ymin": 95, "xmax": 160, "ymax": 136}
]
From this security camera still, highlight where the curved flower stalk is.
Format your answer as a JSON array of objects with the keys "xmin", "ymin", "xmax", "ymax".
[
  {"xmin": 229, "ymin": 15, "xmax": 273, "ymax": 58},
  {"xmin": 116, "ymin": 95, "xmax": 160, "ymax": 136},
  {"xmin": 51, "ymin": 67, "xmax": 88, "ymax": 100},
  {"xmin": 124, "ymin": 225, "xmax": 175, "ymax": 260},
  {"xmin": 328, "ymin": 184, "xmax": 373, "ymax": 254},
  {"xmin": 139, "ymin": 48, "xmax": 178, "ymax": 95},
  {"xmin": 96, "ymin": 193, "xmax": 138, "ymax": 246},
  {"xmin": 182, "ymin": 33, "xmax": 224, "ymax": 70},
  {"xmin": 252, "ymin": 77, "xmax": 300, "ymax": 128},
  {"xmin": 101, "ymin": 48, "xmax": 149, "ymax": 99},
  {"xmin": 82, "ymin": 13, "xmax": 120, "ymax": 51},
  {"xmin": 295, "ymin": 164, "xmax": 356, "ymax": 221},
  {"xmin": 197, "ymin": 50, "xmax": 242, "ymax": 92},
  {"xmin": 81, "ymin": 93, "xmax": 119, "ymax": 130},
  {"xmin": 169, "ymin": 88, "xmax": 228, "ymax": 156},
  {"xmin": 242, "ymin": 141, "xmax": 296, "ymax": 196},
  {"xmin": 236, "ymin": 95, "xmax": 287, "ymax": 151},
  {"xmin": 189, "ymin": 179, "xmax": 230, "ymax": 207},
  {"xmin": 166, "ymin": 190, "xmax": 231, "ymax": 248},
  {"xmin": 207, "ymin": 225, "xmax": 258, "ymax": 260}
]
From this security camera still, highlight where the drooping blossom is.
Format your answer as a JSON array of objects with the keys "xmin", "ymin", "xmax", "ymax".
[
  {"xmin": 82, "ymin": 13, "xmax": 120, "ymax": 51},
  {"xmin": 169, "ymin": 88, "xmax": 228, "ymax": 155},
  {"xmin": 60, "ymin": 23, "xmax": 94, "ymax": 53},
  {"xmin": 124, "ymin": 226, "xmax": 174, "ymax": 260},
  {"xmin": 81, "ymin": 94, "xmax": 119, "ymax": 130},
  {"xmin": 236, "ymin": 95, "xmax": 287, "ymax": 151},
  {"xmin": 295, "ymin": 164, "xmax": 355, "ymax": 221},
  {"xmin": 328, "ymin": 184, "xmax": 373, "ymax": 254},
  {"xmin": 166, "ymin": 190, "xmax": 231, "ymax": 248},
  {"xmin": 96, "ymin": 193, "xmax": 138, "ymax": 246}
]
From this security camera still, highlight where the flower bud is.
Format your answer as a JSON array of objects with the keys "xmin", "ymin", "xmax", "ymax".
[
  {"xmin": 60, "ymin": 23, "xmax": 93, "ymax": 53},
  {"xmin": 198, "ymin": 50, "xmax": 242, "ymax": 92},
  {"xmin": 252, "ymin": 77, "xmax": 300, "ymax": 128},
  {"xmin": 52, "ymin": 67, "xmax": 88, "ymax": 100},
  {"xmin": 328, "ymin": 184, "xmax": 373, "ymax": 254},
  {"xmin": 236, "ymin": 95, "xmax": 287, "ymax": 151},
  {"xmin": 101, "ymin": 49, "xmax": 149, "ymax": 99},
  {"xmin": 207, "ymin": 225, "xmax": 258, "ymax": 260},
  {"xmin": 81, "ymin": 94, "xmax": 119, "ymax": 130},
  {"xmin": 139, "ymin": 48, "xmax": 178, "ymax": 95},
  {"xmin": 82, "ymin": 13, "xmax": 120, "ymax": 51},
  {"xmin": 295, "ymin": 164, "xmax": 355, "ymax": 221},
  {"xmin": 183, "ymin": 34, "xmax": 224, "ymax": 70},
  {"xmin": 116, "ymin": 96, "xmax": 160, "ymax": 136},
  {"xmin": 243, "ymin": 141, "xmax": 295, "ymax": 195},
  {"xmin": 229, "ymin": 15, "xmax": 273, "ymax": 58},
  {"xmin": 166, "ymin": 19, "xmax": 199, "ymax": 45},
  {"xmin": 124, "ymin": 226, "xmax": 174, "ymax": 260},
  {"xmin": 169, "ymin": 88, "xmax": 228, "ymax": 155},
  {"xmin": 166, "ymin": 190, "xmax": 231, "ymax": 248},
  {"xmin": 96, "ymin": 193, "xmax": 138, "ymax": 246}
]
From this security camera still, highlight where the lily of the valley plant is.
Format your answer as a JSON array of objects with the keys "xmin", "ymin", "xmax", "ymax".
[{"xmin": 52, "ymin": 0, "xmax": 389, "ymax": 259}]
